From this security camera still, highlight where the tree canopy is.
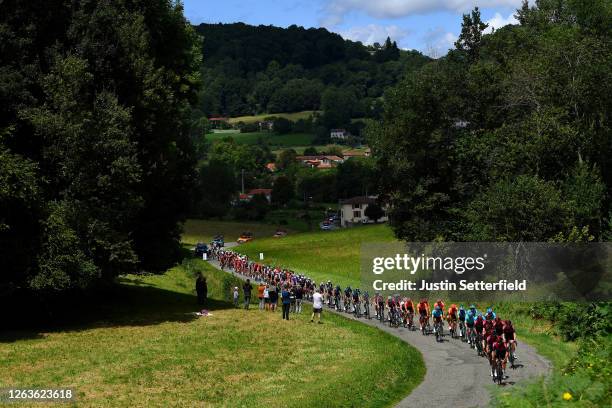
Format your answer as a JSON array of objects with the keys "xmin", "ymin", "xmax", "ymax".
[
  {"xmin": 371, "ymin": 0, "xmax": 612, "ymax": 242},
  {"xmin": 0, "ymin": 0, "xmax": 201, "ymax": 294}
]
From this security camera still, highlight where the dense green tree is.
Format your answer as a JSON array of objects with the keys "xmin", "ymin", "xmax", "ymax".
[
  {"xmin": 365, "ymin": 203, "xmax": 385, "ymax": 223},
  {"xmin": 0, "ymin": 0, "xmax": 201, "ymax": 293},
  {"xmin": 271, "ymin": 176, "xmax": 295, "ymax": 206},
  {"xmin": 373, "ymin": 1, "xmax": 612, "ymax": 242},
  {"xmin": 277, "ymin": 149, "xmax": 297, "ymax": 170}
]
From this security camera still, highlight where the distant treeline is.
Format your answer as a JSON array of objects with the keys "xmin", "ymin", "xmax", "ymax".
[{"xmin": 193, "ymin": 23, "xmax": 430, "ymax": 117}]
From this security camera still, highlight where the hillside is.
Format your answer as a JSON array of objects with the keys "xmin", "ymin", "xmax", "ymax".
[{"xmin": 193, "ymin": 22, "xmax": 430, "ymax": 117}]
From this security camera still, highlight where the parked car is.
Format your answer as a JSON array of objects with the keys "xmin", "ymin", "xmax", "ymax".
[
  {"xmin": 320, "ymin": 222, "xmax": 332, "ymax": 231},
  {"xmin": 237, "ymin": 232, "xmax": 254, "ymax": 244},
  {"xmin": 194, "ymin": 242, "xmax": 209, "ymax": 257},
  {"xmin": 273, "ymin": 229, "xmax": 287, "ymax": 238}
]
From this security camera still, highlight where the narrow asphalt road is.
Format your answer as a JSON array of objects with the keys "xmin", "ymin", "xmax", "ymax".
[{"xmin": 205, "ymin": 244, "xmax": 550, "ymax": 408}]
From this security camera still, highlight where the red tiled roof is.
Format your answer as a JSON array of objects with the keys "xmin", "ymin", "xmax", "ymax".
[{"xmin": 248, "ymin": 188, "xmax": 272, "ymax": 195}]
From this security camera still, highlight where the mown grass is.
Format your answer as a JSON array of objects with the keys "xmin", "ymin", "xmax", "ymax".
[
  {"xmin": 235, "ymin": 224, "xmax": 396, "ymax": 287},
  {"xmin": 0, "ymin": 259, "xmax": 424, "ymax": 408},
  {"xmin": 206, "ymin": 131, "xmax": 316, "ymax": 147},
  {"xmin": 228, "ymin": 111, "xmax": 317, "ymax": 124}
]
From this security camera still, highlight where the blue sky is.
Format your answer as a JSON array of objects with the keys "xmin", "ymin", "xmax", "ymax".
[{"xmin": 182, "ymin": 0, "xmax": 522, "ymax": 57}]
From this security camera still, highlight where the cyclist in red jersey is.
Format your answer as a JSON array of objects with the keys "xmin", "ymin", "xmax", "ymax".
[{"xmin": 492, "ymin": 336, "xmax": 509, "ymax": 378}]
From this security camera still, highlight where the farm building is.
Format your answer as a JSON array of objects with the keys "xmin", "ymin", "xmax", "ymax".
[
  {"xmin": 330, "ymin": 129, "xmax": 348, "ymax": 140},
  {"xmin": 339, "ymin": 196, "xmax": 388, "ymax": 227}
]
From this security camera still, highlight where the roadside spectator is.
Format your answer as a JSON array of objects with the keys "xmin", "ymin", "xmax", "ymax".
[
  {"xmin": 264, "ymin": 284, "xmax": 270, "ymax": 311},
  {"xmin": 311, "ymin": 288, "xmax": 323, "ymax": 324},
  {"xmin": 257, "ymin": 282, "xmax": 265, "ymax": 310},
  {"xmin": 281, "ymin": 285, "xmax": 291, "ymax": 320},
  {"xmin": 195, "ymin": 272, "xmax": 207, "ymax": 305},
  {"xmin": 295, "ymin": 284, "xmax": 303, "ymax": 313},
  {"xmin": 233, "ymin": 286, "xmax": 239, "ymax": 308},
  {"xmin": 243, "ymin": 279, "xmax": 252, "ymax": 310},
  {"xmin": 269, "ymin": 283, "xmax": 278, "ymax": 312}
]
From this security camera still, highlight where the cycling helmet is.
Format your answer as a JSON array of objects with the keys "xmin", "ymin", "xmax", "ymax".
[
  {"xmin": 435, "ymin": 305, "xmax": 441, "ymax": 311},
  {"xmin": 459, "ymin": 305, "xmax": 465, "ymax": 310},
  {"xmin": 487, "ymin": 307, "xmax": 493, "ymax": 313},
  {"xmin": 469, "ymin": 304, "xmax": 476, "ymax": 309}
]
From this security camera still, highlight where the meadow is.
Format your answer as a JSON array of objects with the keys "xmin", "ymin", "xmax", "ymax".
[
  {"xmin": 181, "ymin": 219, "xmax": 286, "ymax": 246},
  {"xmin": 227, "ymin": 111, "xmax": 317, "ymax": 124},
  {"xmin": 205, "ymin": 131, "xmax": 316, "ymax": 147},
  {"xmin": 235, "ymin": 224, "xmax": 397, "ymax": 287},
  {"xmin": 0, "ymin": 259, "xmax": 425, "ymax": 407}
]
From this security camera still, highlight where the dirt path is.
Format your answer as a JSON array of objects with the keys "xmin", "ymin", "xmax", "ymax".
[{"xmin": 206, "ymin": 246, "xmax": 550, "ymax": 408}]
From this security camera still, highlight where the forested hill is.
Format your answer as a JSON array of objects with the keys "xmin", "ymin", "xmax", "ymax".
[{"xmin": 193, "ymin": 23, "xmax": 430, "ymax": 117}]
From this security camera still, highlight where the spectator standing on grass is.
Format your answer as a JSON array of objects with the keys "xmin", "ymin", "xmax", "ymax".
[
  {"xmin": 281, "ymin": 285, "xmax": 291, "ymax": 320},
  {"xmin": 243, "ymin": 279, "xmax": 252, "ymax": 310},
  {"xmin": 311, "ymin": 288, "xmax": 323, "ymax": 324},
  {"xmin": 295, "ymin": 284, "xmax": 303, "ymax": 313},
  {"xmin": 264, "ymin": 284, "xmax": 270, "ymax": 311},
  {"xmin": 196, "ymin": 273, "xmax": 207, "ymax": 305},
  {"xmin": 233, "ymin": 287, "xmax": 239, "ymax": 308},
  {"xmin": 257, "ymin": 282, "xmax": 265, "ymax": 310},
  {"xmin": 269, "ymin": 284, "xmax": 278, "ymax": 312}
]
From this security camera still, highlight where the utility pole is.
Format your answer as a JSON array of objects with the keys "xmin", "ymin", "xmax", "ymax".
[{"xmin": 241, "ymin": 169, "xmax": 245, "ymax": 194}]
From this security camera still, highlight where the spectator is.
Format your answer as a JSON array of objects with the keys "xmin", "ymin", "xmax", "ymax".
[
  {"xmin": 195, "ymin": 272, "xmax": 207, "ymax": 305},
  {"xmin": 257, "ymin": 282, "xmax": 265, "ymax": 310},
  {"xmin": 281, "ymin": 285, "xmax": 291, "ymax": 320},
  {"xmin": 311, "ymin": 288, "xmax": 323, "ymax": 324},
  {"xmin": 243, "ymin": 279, "xmax": 252, "ymax": 309},
  {"xmin": 264, "ymin": 284, "xmax": 270, "ymax": 311},
  {"xmin": 233, "ymin": 286, "xmax": 239, "ymax": 308},
  {"xmin": 269, "ymin": 283, "xmax": 278, "ymax": 312},
  {"xmin": 295, "ymin": 284, "xmax": 303, "ymax": 313}
]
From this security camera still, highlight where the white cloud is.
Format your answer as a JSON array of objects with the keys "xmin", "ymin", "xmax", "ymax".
[
  {"xmin": 320, "ymin": 0, "xmax": 522, "ymax": 27},
  {"xmin": 422, "ymin": 27, "xmax": 457, "ymax": 58},
  {"xmin": 339, "ymin": 24, "xmax": 409, "ymax": 45},
  {"xmin": 484, "ymin": 11, "xmax": 518, "ymax": 33}
]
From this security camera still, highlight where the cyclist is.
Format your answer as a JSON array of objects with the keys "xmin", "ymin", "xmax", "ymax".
[
  {"xmin": 387, "ymin": 295, "xmax": 397, "ymax": 325},
  {"xmin": 493, "ymin": 316, "xmax": 504, "ymax": 336},
  {"xmin": 362, "ymin": 290, "xmax": 370, "ymax": 318},
  {"xmin": 344, "ymin": 286, "xmax": 352, "ymax": 312},
  {"xmin": 492, "ymin": 336, "xmax": 509, "ymax": 379},
  {"xmin": 405, "ymin": 298, "xmax": 415, "ymax": 328},
  {"xmin": 352, "ymin": 288, "xmax": 361, "ymax": 315},
  {"xmin": 458, "ymin": 305, "xmax": 467, "ymax": 338},
  {"xmin": 326, "ymin": 281, "xmax": 333, "ymax": 307},
  {"xmin": 485, "ymin": 329, "xmax": 499, "ymax": 376},
  {"xmin": 433, "ymin": 299, "xmax": 445, "ymax": 318},
  {"xmin": 474, "ymin": 313, "xmax": 485, "ymax": 352},
  {"xmin": 447, "ymin": 303, "xmax": 458, "ymax": 336},
  {"xmin": 417, "ymin": 298, "xmax": 430, "ymax": 332},
  {"xmin": 376, "ymin": 292, "xmax": 385, "ymax": 321},
  {"xmin": 432, "ymin": 305, "xmax": 443, "ymax": 339},
  {"xmin": 503, "ymin": 320, "xmax": 518, "ymax": 363},
  {"xmin": 333, "ymin": 285, "xmax": 341, "ymax": 310},
  {"xmin": 485, "ymin": 307, "xmax": 496, "ymax": 321},
  {"xmin": 466, "ymin": 305, "xmax": 477, "ymax": 344}
]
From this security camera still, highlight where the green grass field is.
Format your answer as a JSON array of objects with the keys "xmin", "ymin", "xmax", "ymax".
[
  {"xmin": 0, "ymin": 259, "xmax": 424, "ymax": 407},
  {"xmin": 182, "ymin": 219, "xmax": 288, "ymax": 245},
  {"xmin": 228, "ymin": 111, "xmax": 318, "ymax": 125},
  {"xmin": 206, "ymin": 131, "xmax": 316, "ymax": 147},
  {"xmin": 235, "ymin": 224, "xmax": 396, "ymax": 287}
]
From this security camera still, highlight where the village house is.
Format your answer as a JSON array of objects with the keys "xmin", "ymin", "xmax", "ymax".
[
  {"xmin": 295, "ymin": 155, "xmax": 344, "ymax": 169},
  {"xmin": 330, "ymin": 129, "xmax": 348, "ymax": 140},
  {"xmin": 339, "ymin": 196, "xmax": 388, "ymax": 227}
]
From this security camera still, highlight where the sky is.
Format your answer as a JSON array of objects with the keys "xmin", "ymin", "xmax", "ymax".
[{"xmin": 182, "ymin": 0, "xmax": 522, "ymax": 57}]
